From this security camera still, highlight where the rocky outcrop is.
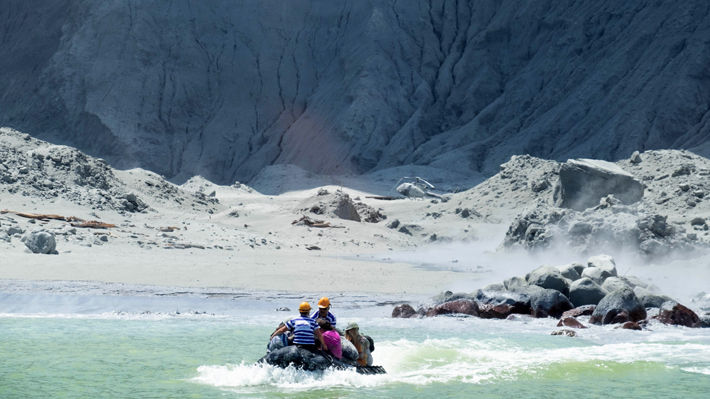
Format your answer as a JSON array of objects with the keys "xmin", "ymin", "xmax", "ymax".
[
  {"xmin": 590, "ymin": 288, "xmax": 647, "ymax": 325},
  {"xmin": 554, "ymin": 160, "xmax": 645, "ymax": 211}
]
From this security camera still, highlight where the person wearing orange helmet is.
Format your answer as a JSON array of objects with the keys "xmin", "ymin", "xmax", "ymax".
[
  {"xmin": 310, "ymin": 297, "xmax": 337, "ymax": 329},
  {"xmin": 271, "ymin": 302, "xmax": 327, "ymax": 353}
]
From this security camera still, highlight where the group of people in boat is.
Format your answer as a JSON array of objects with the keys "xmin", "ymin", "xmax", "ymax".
[{"xmin": 268, "ymin": 297, "xmax": 373, "ymax": 366}]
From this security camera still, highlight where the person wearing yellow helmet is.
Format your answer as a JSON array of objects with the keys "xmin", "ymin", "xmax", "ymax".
[
  {"xmin": 309, "ymin": 297, "xmax": 337, "ymax": 329},
  {"xmin": 271, "ymin": 302, "xmax": 327, "ymax": 353}
]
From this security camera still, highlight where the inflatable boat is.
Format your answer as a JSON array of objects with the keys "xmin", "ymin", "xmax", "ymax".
[{"xmin": 258, "ymin": 346, "xmax": 387, "ymax": 374}]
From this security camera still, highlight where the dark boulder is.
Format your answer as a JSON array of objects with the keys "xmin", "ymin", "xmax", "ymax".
[
  {"xmin": 513, "ymin": 286, "xmax": 573, "ymax": 318},
  {"xmin": 392, "ymin": 304, "xmax": 417, "ymax": 318},
  {"xmin": 590, "ymin": 288, "xmax": 647, "ymax": 325},
  {"xmin": 562, "ymin": 305, "xmax": 596, "ymax": 319},
  {"xmin": 653, "ymin": 301, "xmax": 701, "ymax": 328},
  {"xmin": 557, "ymin": 317, "xmax": 587, "ymax": 329},
  {"xmin": 479, "ymin": 304, "xmax": 518, "ymax": 319},
  {"xmin": 526, "ymin": 265, "xmax": 570, "ymax": 296},
  {"xmin": 425, "ymin": 299, "xmax": 479, "ymax": 317},
  {"xmin": 569, "ymin": 278, "xmax": 608, "ymax": 307},
  {"xmin": 700, "ymin": 314, "xmax": 710, "ymax": 328},
  {"xmin": 473, "ymin": 289, "xmax": 531, "ymax": 315}
]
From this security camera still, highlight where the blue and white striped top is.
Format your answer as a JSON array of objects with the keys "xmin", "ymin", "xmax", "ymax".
[
  {"xmin": 285, "ymin": 316, "xmax": 320, "ymax": 345},
  {"xmin": 309, "ymin": 310, "xmax": 337, "ymax": 327}
]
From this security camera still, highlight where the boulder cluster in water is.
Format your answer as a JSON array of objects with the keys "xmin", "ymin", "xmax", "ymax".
[{"xmin": 393, "ymin": 255, "xmax": 710, "ymax": 333}]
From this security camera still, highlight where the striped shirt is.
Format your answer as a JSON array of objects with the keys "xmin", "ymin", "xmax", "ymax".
[
  {"xmin": 309, "ymin": 310, "xmax": 337, "ymax": 327},
  {"xmin": 285, "ymin": 316, "xmax": 320, "ymax": 345}
]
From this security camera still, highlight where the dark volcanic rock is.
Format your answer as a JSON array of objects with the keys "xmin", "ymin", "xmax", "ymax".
[
  {"xmin": 653, "ymin": 302, "xmax": 701, "ymax": 328},
  {"xmin": 569, "ymin": 278, "xmax": 608, "ymax": 307},
  {"xmin": 392, "ymin": 304, "xmax": 417, "ymax": 318},
  {"xmin": 473, "ymin": 289, "xmax": 531, "ymax": 315},
  {"xmin": 514, "ymin": 286, "xmax": 573, "ymax": 318},
  {"xmin": 590, "ymin": 288, "xmax": 647, "ymax": 325},
  {"xmin": 561, "ymin": 305, "xmax": 597, "ymax": 319},
  {"xmin": 478, "ymin": 304, "xmax": 518, "ymax": 319},
  {"xmin": 425, "ymin": 300, "xmax": 479, "ymax": 317}
]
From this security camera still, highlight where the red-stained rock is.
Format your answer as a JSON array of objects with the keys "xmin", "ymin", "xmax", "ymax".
[
  {"xmin": 653, "ymin": 302, "xmax": 701, "ymax": 328},
  {"xmin": 479, "ymin": 304, "xmax": 517, "ymax": 319},
  {"xmin": 392, "ymin": 304, "xmax": 417, "ymax": 318},
  {"xmin": 610, "ymin": 310, "xmax": 630, "ymax": 324},
  {"xmin": 425, "ymin": 299, "xmax": 480, "ymax": 317},
  {"xmin": 561, "ymin": 305, "xmax": 596, "ymax": 319},
  {"xmin": 556, "ymin": 317, "xmax": 588, "ymax": 329},
  {"xmin": 615, "ymin": 322, "xmax": 642, "ymax": 330}
]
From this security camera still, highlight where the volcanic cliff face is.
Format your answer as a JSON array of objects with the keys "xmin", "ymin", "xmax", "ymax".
[{"xmin": 1, "ymin": 0, "xmax": 709, "ymax": 184}]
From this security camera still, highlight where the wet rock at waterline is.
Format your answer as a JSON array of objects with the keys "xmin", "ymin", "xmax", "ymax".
[
  {"xmin": 557, "ymin": 317, "xmax": 587, "ymax": 329},
  {"xmin": 425, "ymin": 300, "xmax": 479, "ymax": 317},
  {"xmin": 391, "ymin": 304, "xmax": 417, "ymax": 318},
  {"xmin": 653, "ymin": 302, "xmax": 701, "ymax": 328},
  {"xmin": 590, "ymin": 288, "xmax": 647, "ymax": 325}
]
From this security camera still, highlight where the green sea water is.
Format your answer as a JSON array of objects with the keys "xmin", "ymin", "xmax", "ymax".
[{"xmin": 2, "ymin": 314, "xmax": 709, "ymax": 398}]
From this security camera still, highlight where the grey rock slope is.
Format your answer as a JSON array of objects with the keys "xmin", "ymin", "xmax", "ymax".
[{"xmin": 2, "ymin": 1, "xmax": 710, "ymax": 184}]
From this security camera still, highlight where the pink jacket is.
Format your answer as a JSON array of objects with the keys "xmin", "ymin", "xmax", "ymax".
[{"xmin": 321, "ymin": 330, "xmax": 342, "ymax": 359}]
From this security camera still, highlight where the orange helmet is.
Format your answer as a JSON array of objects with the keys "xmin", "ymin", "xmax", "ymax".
[
  {"xmin": 299, "ymin": 302, "xmax": 311, "ymax": 312},
  {"xmin": 318, "ymin": 297, "xmax": 331, "ymax": 309}
]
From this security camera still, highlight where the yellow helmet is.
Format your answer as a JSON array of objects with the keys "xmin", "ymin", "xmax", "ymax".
[
  {"xmin": 299, "ymin": 302, "xmax": 311, "ymax": 312},
  {"xmin": 318, "ymin": 297, "xmax": 330, "ymax": 309}
]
